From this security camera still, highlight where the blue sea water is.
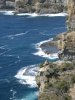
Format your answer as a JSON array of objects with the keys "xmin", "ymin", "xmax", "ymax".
[{"xmin": 0, "ymin": 13, "xmax": 67, "ymax": 100}]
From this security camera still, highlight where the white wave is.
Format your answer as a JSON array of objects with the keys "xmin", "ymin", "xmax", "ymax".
[
  {"xmin": 17, "ymin": 12, "xmax": 67, "ymax": 17},
  {"xmin": 35, "ymin": 38, "xmax": 53, "ymax": 46},
  {"xmin": 5, "ymin": 31, "xmax": 28, "ymax": 39},
  {"xmin": 33, "ymin": 38, "xmax": 59, "ymax": 60},
  {"xmin": 3, "ymin": 54, "xmax": 14, "ymax": 57},
  {"xmin": 10, "ymin": 89, "xmax": 17, "ymax": 100},
  {"xmin": 0, "ymin": 45, "xmax": 7, "ymax": 49},
  {"xmin": 17, "ymin": 13, "xmax": 38, "ymax": 17},
  {"xmin": 0, "ymin": 10, "xmax": 15, "ymax": 15},
  {"xmin": 15, "ymin": 65, "xmax": 39, "ymax": 88},
  {"xmin": 39, "ymin": 12, "xmax": 68, "ymax": 17},
  {"xmin": 0, "ymin": 10, "xmax": 67, "ymax": 17}
]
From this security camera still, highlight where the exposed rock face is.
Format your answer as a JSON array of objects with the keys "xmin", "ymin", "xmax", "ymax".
[
  {"xmin": 6, "ymin": 0, "xmax": 15, "ymax": 9},
  {"xmin": 15, "ymin": 0, "xmax": 67, "ymax": 13},
  {"xmin": 67, "ymin": 0, "xmax": 75, "ymax": 31},
  {"xmin": 0, "ymin": 0, "xmax": 68, "ymax": 13},
  {"xmin": 54, "ymin": 31, "xmax": 75, "ymax": 61},
  {"xmin": 36, "ymin": 60, "xmax": 75, "ymax": 100},
  {"xmin": 0, "ymin": 0, "xmax": 6, "ymax": 8},
  {"xmin": 0, "ymin": 0, "xmax": 15, "ymax": 9},
  {"xmin": 36, "ymin": 0, "xmax": 75, "ymax": 100}
]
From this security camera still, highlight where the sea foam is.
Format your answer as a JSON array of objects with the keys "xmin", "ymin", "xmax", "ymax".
[
  {"xmin": 17, "ymin": 12, "xmax": 68, "ymax": 17},
  {"xmin": 4, "ymin": 31, "xmax": 28, "ymax": 39},
  {"xmin": 33, "ymin": 38, "xmax": 58, "ymax": 60},
  {"xmin": 0, "ymin": 10, "xmax": 15, "ymax": 15},
  {"xmin": 0, "ymin": 11, "xmax": 68, "ymax": 17},
  {"xmin": 15, "ymin": 65, "xmax": 39, "ymax": 88}
]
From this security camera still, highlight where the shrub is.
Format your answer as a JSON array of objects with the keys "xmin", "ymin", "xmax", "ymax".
[
  {"xmin": 71, "ymin": 74, "xmax": 75, "ymax": 83},
  {"xmin": 63, "ymin": 94, "xmax": 72, "ymax": 100},
  {"xmin": 54, "ymin": 80, "xmax": 70, "ymax": 93},
  {"xmin": 39, "ymin": 63, "xmax": 43, "ymax": 68},
  {"xmin": 60, "ymin": 62, "xmax": 74, "ymax": 71}
]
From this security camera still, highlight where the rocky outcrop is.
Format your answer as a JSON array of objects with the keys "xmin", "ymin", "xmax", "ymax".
[
  {"xmin": 54, "ymin": 31, "xmax": 75, "ymax": 61},
  {"xmin": 0, "ymin": 0, "xmax": 6, "ymax": 8},
  {"xmin": 67, "ymin": 0, "xmax": 75, "ymax": 31},
  {"xmin": 36, "ymin": 60, "xmax": 75, "ymax": 100},
  {"xmin": 36, "ymin": 0, "xmax": 75, "ymax": 100},
  {"xmin": 15, "ymin": 0, "xmax": 67, "ymax": 13},
  {"xmin": 0, "ymin": 0, "xmax": 15, "ymax": 9},
  {"xmin": 6, "ymin": 0, "xmax": 15, "ymax": 9},
  {"xmin": 0, "ymin": 0, "xmax": 68, "ymax": 13}
]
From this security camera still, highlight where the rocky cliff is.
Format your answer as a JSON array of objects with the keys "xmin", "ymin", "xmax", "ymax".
[
  {"xmin": 67, "ymin": 0, "xmax": 75, "ymax": 31},
  {"xmin": 36, "ymin": 60, "xmax": 75, "ymax": 100},
  {"xmin": 15, "ymin": 0, "xmax": 67, "ymax": 13},
  {"xmin": 36, "ymin": 0, "xmax": 75, "ymax": 100},
  {"xmin": 36, "ymin": 31, "xmax": 75, "ymax": 100},
  {"xmin": 0, "ymin": 0, "xmax": 15, "ymax": 9},
  {"xmin": 0, "ymin": 0, "xmax": 68, "ymax": 14},
  {"xmin": 0, "ymin": 0, "xmax": 6, "ymax": 8}
]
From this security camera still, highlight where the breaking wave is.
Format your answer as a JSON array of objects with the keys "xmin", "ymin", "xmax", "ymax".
[
  {"xmin": 3, "ymin": 31, "xmax": 29, "ymax": 39},
  {"xmin": 14, "ymin": 65, "xmax": 39, "ymax": 88},
  {"xmin": 0, "ymin": 10, "xmax": 15, "ymax": 15},
  {"xmin": 17, "ymin": 12, "xmax": 67, "ymax": 17},
  {"xmin": 33, "ymin": 38, "xmax": 59, "ymax": 60},
  {"xmin": 0, "ymin": 11, "xmax": 67, "ymax": 17}
]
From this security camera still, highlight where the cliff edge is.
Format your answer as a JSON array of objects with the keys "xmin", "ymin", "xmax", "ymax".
[{"xmin": 36, "ymin": 0, "xmax": 75, "ymax": 100}]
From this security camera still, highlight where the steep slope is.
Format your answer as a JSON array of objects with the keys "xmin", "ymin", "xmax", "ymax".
[{"xmin": 36, "ymin": 0, "xmax": 75, "ymax": 100}]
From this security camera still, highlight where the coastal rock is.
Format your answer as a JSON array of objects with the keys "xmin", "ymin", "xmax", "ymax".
[
  {"xmin": 36, "ymin": 0, "xmax": 75, "ymax": 100},
  {"xmin": 36, "ymin": 60, "xmax": 75, "ymax": 100},
  {"xmin": 15, "ymin": 0, "xmax": 67, "ymax": 14},
  {"xmin": 0, "ymin": 0, "xmax": 15, "ymax": 9},
  {"xmin": 0, "ymin": 0, "xmax": 68, "ymax": 13},
  {"xmin": 67, "ymin": 0, "xmax": 75, "ymax": 31},
  {"xmin": 0, "ymin": 0, "xmax": 6, "ymax": 8},
  {"xmin": 55, "ymin": 31, "xmax": 75, "ymax": 60}
]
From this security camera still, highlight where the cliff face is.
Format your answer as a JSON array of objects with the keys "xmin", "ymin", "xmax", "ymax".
[
  {"xmin": 15, "ymin": 0, "xmax": 67, "ymax": 13},
  {"xmin": 0, "ymin": 0, "xmax": 6, "ymax": 8},
  {"xmin": 36, "ymin": 60, "xmax": 75, "ymax": 100},
  {"xmin": 56, "ymin": 0, "xmax": 75, "ymax": 60},
  {"xmin": 0, "ymin": 0, "xmax": 15, "ymax": 9},
  {"xmin": 36, "ymin": 0, "xmax": 75, "ymax": 100},
  {"xmin": 0, "ymin": 0, "xmax": 68, "ymax": 13},
  {"xmin": 67, "ymin": 0, "xmax": 75, "ymax": 31}
]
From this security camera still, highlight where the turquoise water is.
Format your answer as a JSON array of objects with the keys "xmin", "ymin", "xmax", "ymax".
[{"xmin": 0, "ymin": 13, "xmax": 67, "ymax": 100}]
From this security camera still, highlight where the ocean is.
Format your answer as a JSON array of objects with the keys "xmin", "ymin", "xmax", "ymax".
[{"xmin": 0, "ymin": 11, "xmax": 67, "ymax": 100}]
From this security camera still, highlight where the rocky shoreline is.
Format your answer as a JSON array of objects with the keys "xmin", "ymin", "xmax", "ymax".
[
  {"xmin": 0, "ymin": 0, "xmax": 68, "ymax": 14},
  {"xmin": 36, "ymin": 0, "xmax": 75, "ymax": 99},
  {"xmin": 36, "ymin": 31, "xmax": 75, "ymax": 100}
]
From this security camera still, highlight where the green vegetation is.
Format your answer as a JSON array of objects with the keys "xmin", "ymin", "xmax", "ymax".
[{"xmin": 37, "ymin": 61, "xmax": 75, "ymax": 100}]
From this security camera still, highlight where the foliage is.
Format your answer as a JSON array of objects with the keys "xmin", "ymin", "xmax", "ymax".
[
  {"xmin": 53, "ymin": 80, "xmax": 70, "ymax": 93},
  {"xmin": 39, "ymin": 63, "xmax": 44, "ymax": 68}
]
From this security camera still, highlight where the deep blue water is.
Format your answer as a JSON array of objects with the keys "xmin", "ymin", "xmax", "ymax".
[{"xmin": 0, "ymin": 14, "xmax": 67, "ymax": 100}]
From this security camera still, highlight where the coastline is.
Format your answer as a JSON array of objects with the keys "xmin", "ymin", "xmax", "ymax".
[
  {"xmin": 33, "ymin": 38, "xmax": 59, "ymax": 60},
  {"xmin": 0, "ymin": 10, "xmax": 68, "ymax": 17}
]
